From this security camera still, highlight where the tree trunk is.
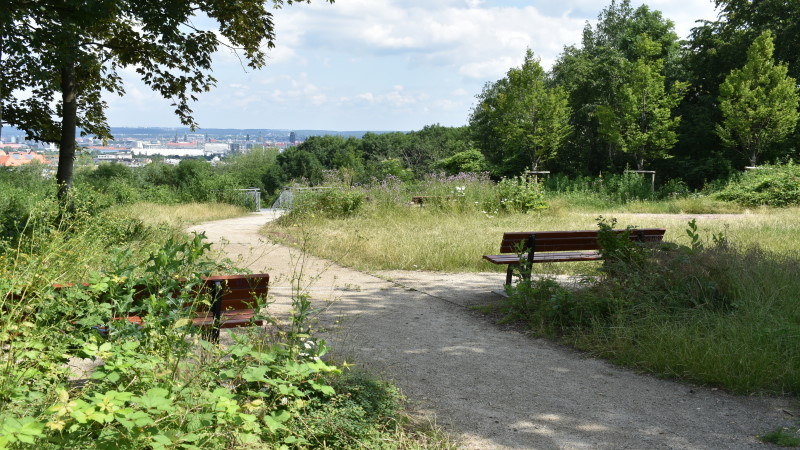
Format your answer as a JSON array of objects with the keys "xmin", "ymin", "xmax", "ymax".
[{"xmin": 56, "ymin": 60, "xmax": 78, "ymax": 201}]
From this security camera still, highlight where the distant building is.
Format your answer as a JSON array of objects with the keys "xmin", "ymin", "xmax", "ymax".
[
  {"xmin": 0, "ymin": 150, "xmax": 48, "ymax": 167},
  {"xmin": 0, "ymin": 143, "xmax": 28, "ymax": 151}
]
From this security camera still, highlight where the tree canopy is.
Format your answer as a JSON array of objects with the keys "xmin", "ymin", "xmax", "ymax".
[
  {"xmin": 1, "ymin": 0, "xmax": 333, "ymax": 198},
  {"xmin": 716, "ymin": 31, "xmax": 799, "ymax": 167},
  {"xmin": 470, "ymin": 49, "xmax": 572, "ymax": 174}
]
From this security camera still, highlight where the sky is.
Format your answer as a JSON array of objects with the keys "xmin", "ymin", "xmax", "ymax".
[{"xmin": 104, "ymin": 0, "xmax": 720, "ymax": 132}]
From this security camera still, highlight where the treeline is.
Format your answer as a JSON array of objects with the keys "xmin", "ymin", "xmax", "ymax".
[{"xmin": 261, "ymin": 0, "xmax": 800, "ymax": 191}]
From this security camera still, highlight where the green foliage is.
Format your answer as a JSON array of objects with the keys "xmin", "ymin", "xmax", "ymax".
[
  {"xmin": 470, "ymin": 49, "xmax": 572, "ymax": 175},
  {"xmin": 434, "ymin": 148, "xmax": 488, "ymax": 175},
  {"xmin": 282, "ymin": 188, "xmax": 365, "ymax": 222},
  {"xmin": 0, "ymin": 199, "xmax": 417, "ymax": 449},
  {"xmin": 494, "ymin": 176, "xmax": 548, "ymax": 213},
  {"xmin": 545, "ymin": 171, "xmax": 656, "ymax": 203},
  {"xmin": 501, "ymin": 277, "xmax": 613, "ymax": 332},
  {"xmin": 595, "ymin": 216, "xmax": 651, "ymax": 274},
  {"xmin": 597, "ymin": 36, "xmax": 687, "ymax": 170},
  {"xmin": 716, "ymin": 163, "xmax": 800, "ymax": 206},
  {"xmin": 716, "ymin": 31, "xmax": 800, "ymax": 167},
  {"xmin": 550, "ymin": 0, "xmax": 682, "ymax": 175},
  {"xmin": 220, "ymin": 147, "xmax": 280, "ymax": 194},
  {"xmin": 759, "ymin": 427, "xmax": 800, "ymax": 447},
  {"xmin": 501, "ymin": 219, "xmax": 800, "ymax": 394}
]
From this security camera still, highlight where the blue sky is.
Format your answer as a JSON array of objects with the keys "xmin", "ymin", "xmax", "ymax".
[{"xmin": 104, "ymin": 0, "xmax": 719, "ymax": 132}]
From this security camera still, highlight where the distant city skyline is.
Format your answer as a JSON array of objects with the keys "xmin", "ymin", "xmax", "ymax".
[{"xmin": 100, "ymin": 1, "xmax": 718, "ymax": 132}]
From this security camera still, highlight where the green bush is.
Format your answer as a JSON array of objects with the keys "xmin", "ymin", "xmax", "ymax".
[
  {"xmin": 433, "ymin": 149, "xmax": 488, "ymax": 175},
  {"xmin": 283, "ymin": 188, "xmax": 365, "ymax": 222},
  {"xmin": 502, "ymin": 219, "xmax": 800, "ymax": 394},
  {"xmin": 493, "ymin": 175, "xmax": 548, "ymax": 213},
  {"xmin": 0, "ymin": 210, "xmax": 416, "ymax": 448},
  {"xmin": 716, "ymin": 163, "xmax": 800, "ymax": 206}
]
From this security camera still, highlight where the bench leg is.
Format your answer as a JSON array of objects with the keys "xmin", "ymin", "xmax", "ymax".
[{"xmin": 505, "ymin": 266, "xmax": 513, "ymax": 286}]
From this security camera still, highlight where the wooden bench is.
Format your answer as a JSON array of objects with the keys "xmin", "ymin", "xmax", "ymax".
[
  {"xmin": 55, "ymin": 273, "xmax": 269, "ymax": 341},
  {"xmin": 483, "ymin": 229, "xmax": 666, "ymax": 285},
  {"xmin": 194, "ymin": 274, "xmax": 269, "ymax": 341}
]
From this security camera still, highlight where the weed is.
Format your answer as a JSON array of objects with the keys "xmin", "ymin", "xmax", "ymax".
[{"xmin": 759, "ymin": 427, "xmax": 800, "ymax": 447}]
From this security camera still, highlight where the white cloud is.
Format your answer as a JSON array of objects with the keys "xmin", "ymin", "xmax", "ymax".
[{"xmin": 103, "ymin": 0, "xmax": 722, "ymax": 130}]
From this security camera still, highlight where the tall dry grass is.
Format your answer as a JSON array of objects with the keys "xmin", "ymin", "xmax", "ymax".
[
  {"xmin": 115, "ymin": 202, "xmax": 249, "ymax": 227},
  {"xmin": 263, "ymin": 203, "xmax": 800, "ymax": 274}
]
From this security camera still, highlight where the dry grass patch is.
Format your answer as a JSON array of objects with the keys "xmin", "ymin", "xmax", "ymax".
[
  {"xmin": 115, "ymin": 202, "xmax": 249, "ymax": 227},
  {"xmin": 264, "ymin": 205, "xmax": 800, "ymax": 273}
]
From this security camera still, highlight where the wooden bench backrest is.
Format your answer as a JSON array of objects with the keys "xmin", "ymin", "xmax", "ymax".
[
  {"xmin": 194, "ymin": 273, "xmax": 270, "ymax": 312},
  {"xmin": 499, "ymin": 229, "xmax": 666, "ymax": 253}
]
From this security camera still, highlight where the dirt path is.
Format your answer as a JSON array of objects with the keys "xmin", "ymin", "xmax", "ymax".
[{"xmin": 188, "ymin": 211, "xmax": 796, "ymax": 449}]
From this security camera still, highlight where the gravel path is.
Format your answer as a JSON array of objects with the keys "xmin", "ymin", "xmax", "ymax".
[{"xmin": 188, "ymin": 210, "xmax": 796, "ymax": 449}]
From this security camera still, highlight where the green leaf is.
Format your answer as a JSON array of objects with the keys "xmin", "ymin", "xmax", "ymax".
[
  {"xmin": 172, "ymin": 318, "xmax": 192, "ymax": 329},
  {"xmin": 133, "ymin": 388, "xmax": 174, "ymax": 413},
  {"xmin": 308, "ymin": 381, "xmax": 336, "ymax": 396},
  {"xmin": 242, "ymin": 366, "xmax": 269, "ymax": 383},
  {"xmin": 117, "ymin": 411, "xmax": 155, "ymax": 430}
]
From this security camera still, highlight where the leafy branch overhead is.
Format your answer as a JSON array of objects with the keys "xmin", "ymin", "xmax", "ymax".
[{"xmin": 1, "ymin": 0, "xmax": 333, "ymax": 197}]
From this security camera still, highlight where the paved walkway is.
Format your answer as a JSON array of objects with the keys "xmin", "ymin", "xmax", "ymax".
[{"xmin": 188, "ymin": 210, "xmax": 795, "ymax": 449}]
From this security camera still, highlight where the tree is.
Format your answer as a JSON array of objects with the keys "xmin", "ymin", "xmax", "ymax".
[
  {"xmin": 1, "ymin": 0, "xmax": 332, "ymax": 200},
  {"xmin": 550, "ymin": 0, "xmax": 681, "ymax": 174},
  {"xmin": 471, "ymin": 49, "xmax": 572, "ymax": 175},
  {"xmin": 597, "ymin": 37, "xmax": 687, "ymax": 170},
  {"xmin": 716, "ymin": 31, "xmax": 799, "ymax": 167}
]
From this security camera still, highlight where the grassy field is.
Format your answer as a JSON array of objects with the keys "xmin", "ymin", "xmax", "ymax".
[
  {"xmin": 112, "ymin": 201, "xmax": 250, "ymax": 227},
  {"xmin": 262, "ymin": 201, "xmax": 800, "ymax": 274},
  {"xmin": 264, "ymin": 195, "xmax": 800, "ymax": 395}
]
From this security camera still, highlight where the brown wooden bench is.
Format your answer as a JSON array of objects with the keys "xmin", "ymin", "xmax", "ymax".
[
  {"xmin": 194, "ymin": 274, "xmax": 269, "ymax": 341},
  {"xmin": 53, "ymin": 273, "xmax": 269, "ymax": 341},
  {"xmin": 483, "ymin": 229, "xmax": 666, "ymax": 285}
]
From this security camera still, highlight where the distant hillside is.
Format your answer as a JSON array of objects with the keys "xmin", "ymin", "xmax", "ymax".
[
  {"xmin": 1, "ymin": 126, "xmax": 403, "ymax": 141},
  {"xmin": 108, "ymin": 127, "xmax": 401, "ymax": 140}
]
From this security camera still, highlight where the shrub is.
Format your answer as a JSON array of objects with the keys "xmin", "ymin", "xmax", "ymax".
[
  {"xmin": 502, "ymin": 219, "xmax": 800, "ymax": 393},
  {"xmin": 716, "ymin": 163, "xmax": 800, "ymax": 206},
  {"xmin": 282, "ymin": 188, "xmax": 365, "ymax": 222},
  {"xmin": 0, "ymin": 211, "xmax": 416, "ymax": 448},
  {"xmin": 493, "ymin": 175, "xmax": 548, "ymax": 213}
]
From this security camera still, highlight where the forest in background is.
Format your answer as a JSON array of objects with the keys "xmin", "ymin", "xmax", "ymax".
[{"xmin": 235, "ymin": 0, "xmax": 800, "ymax": 193}]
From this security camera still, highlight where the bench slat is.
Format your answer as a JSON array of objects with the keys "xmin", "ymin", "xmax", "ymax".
[
  {"xmin": 499, "ymin": 229, "xmax": 665, "ymax": 253},
  {"xmin": 484, "ymin": 250, "xmax": 602, "ymax": 265}
]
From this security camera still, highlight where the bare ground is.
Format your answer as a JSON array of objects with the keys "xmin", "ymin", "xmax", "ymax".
[{"xmin": 187, "ymin": 210, "xmax": 797, "ymax": 449}]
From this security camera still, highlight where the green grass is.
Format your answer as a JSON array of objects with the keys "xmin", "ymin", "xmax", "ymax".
[
  {"xmin": 760, "ymin": 427, "xmax": 800, "ymax": 447},
  {"xmin": 263, "ymin": 200, "xmax": 800, "ymax": 273},
  {"xmin": 112, "ymin": 201, "xmax": 250, "ymax": 227},
  {"xmin": 266, "ymin": 197, "xmax": 800, "ymax": 395}
]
